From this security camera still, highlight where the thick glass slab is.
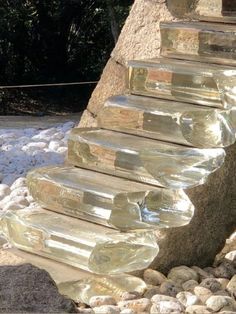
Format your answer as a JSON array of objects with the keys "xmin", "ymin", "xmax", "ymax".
[
  {"xmin": 68, "ymin": 128, "xmax": 225, "ymax": 189},
  {"xmin": 98, "ymin": 95, "xmax": 235, "ymax": 148},
  {"xmin": 167, "ymin": 0, "xmax": 236, "ymax": 23},
  {"xmin": 1, "ymin": 246, "xmax": 89, "ymax": 284},
  {"xmin": 160, "ymin": 22, "xmax": 236, "ymax": 66},
  {"xmin": 58, "ymin": 274, "xmax": 147, "ymax": 305},
  {"xmin": 27, "ymin": 166, "xmax": 194, "ymax": 230},
  {"xmin": 0, "ymin": 208, "xmax": 158, "ymax": 274},
  {"xmin": 128, "ymin": 58, "xmax": 236, "ymax": 109}
]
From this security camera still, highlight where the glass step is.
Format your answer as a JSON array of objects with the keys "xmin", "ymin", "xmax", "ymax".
[
  {"xmin": 58, "ymin": 274, "xmax": 147, "ymax": 305},
  {"xmin": 68, "ymin": 128, "xmax": 225, "ymax": 189},
  {"xmin": 167, "ymin": 0, "xmax": 236, "ymax": 23},
  {"xmin": 97, "ymin": 95, "xmax": 235, "ymax": 148},
  {"xmin": 127, "ymin": 58, "xmax": 236, "ymax": 109},
  {"xmin": 160, "ymin": 22, "xmax": 236, "ymax": 66},
  {"xmin": 1, "ymin": 246, "xmax": 147, "ymax": 305},
  {"xmin": 0, "ymin": 207, "xmax": 158, "ymax": 274},
  {"xmin": 27, "ymin": 166, "xmax": 194, "ymax": 230},
  {"xmin": 0, "ymin": 245, "xmax": 89, "ymax": 284}
]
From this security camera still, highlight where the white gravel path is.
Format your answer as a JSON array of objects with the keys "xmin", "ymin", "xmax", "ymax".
[{"xmin": 0, "ymin": 121, "xmax": 75, "ymax": 210}]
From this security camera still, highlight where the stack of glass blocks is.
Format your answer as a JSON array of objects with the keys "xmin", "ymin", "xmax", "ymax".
[{"xmin": 0, "ymin": 0, "xmax": 235, "ymax": 304}]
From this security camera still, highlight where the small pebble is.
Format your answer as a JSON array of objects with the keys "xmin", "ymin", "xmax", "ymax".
[
  {"xmin": 143, "ymin": 269, "xmax": 167, "ymax": 286},
  {"xmin": 182, "ymin": 280, "xmax": 199, "ymax": 292},
  {"xmin": 176, "ymin": 291, "xmax": 200, "ymax": 307},
  {"xmin": 120, "ymin": 291, "xmax": 140, "ymax": 301},
  {"xmin": 49, "ymin": 140, "xmax": 62, "ymax": 151},
  {"xmin": 93, "ymin": 305, "xmax": 120, "ymax": 314},
  {"xmin": 206, "ymin": 295, "xmax": 236, "ymax": 312},
  {"xmin": 185, "ymin": 305, "xmax": 212, "ymax": 314},
  {"xmin": 151, "ymin": 295, "xmax": 178, "ymax": 304},
  {"xmin": 168, "ymin": 266, "xmax": 199, "ymax": 286},
  {"xmin": 10, "ymin": 186, "xmax": 29, "ymax": 198},
  {"xmin": 225, "ymin": 251, "xmax": 236, "ymax": 262},
  {"xmin": 214, "ymin": 260, "xmax": 236, "ymax": 279},
  {"xmin": 11, "ymin": 177, "xmax": 27, "ymax": 190},
  {"xmin": 203, "ymin": 267, "xmax": 216, "ymax": 276},
  {"xmin": 217, "ymin": 278, "xmax": 230, "ymax": 290},
  {"xmin": 191, "ymin": 266, "xmax": 214, "ymax": 280},
  {"xmin": 200, "ymin": 277, "xmax": 222, "ymax": 292},
  {"xmin": 143, "ymin": 286, "xmax": 161, "ymax": 299},
  {"xmin": 77, "ymin": 308, "xmax": 95, "ymax": 314},
  {"xmin": 194, "ymin": 286, "xmax": 212, "ymax": 304},
  {"xmin": 226, "ymin": 274, "xmax": 236, "ymax": 297},
  {"xmin": 118, "ymin": 298, "xmax": 151, "ymax": 312},
  {"xmin": 150, "ymin": 299, "xmax": 185, "ymax": 314},
  {"xmin": 214, "ymin": 290, "xmax": 230, "ymax": 297},
  {"xmin": 120, "ymin": 309, "xmax": 135, "ymax": 314},
  {"xmin": 89, "ymin": 296, "xmax": 116, "ymax": 308},
  {"xmin": 160, "ymin": 280, "xmax": 181, "ymax": 297},
  {"xmin": 0, "ymin": 184, "xmax": 11, "ymax": 201}
]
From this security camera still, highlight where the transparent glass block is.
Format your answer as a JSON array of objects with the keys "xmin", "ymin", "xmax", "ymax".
[
  {"xmin": 0, "ymin": 208, "xmax": 159, "ymax": 274},
  {"xmin": 98, "ymin": 95, "xmax": 235, "ymax": 148},
  {"xmin": 167, "ymin": 0, "xmax": 236, "ymax": 23},
  {"xmin": 1, "ymin": 246, "xmax": 89, "ymax": 284},
  {"xmin": 58, "ymin": 274, "xmax": 147, "ymax": 305},
  {"xmin": 68, "ymin": 128, "xmax": 225, "ymax": 189},
  {"xmin": 160, "ymin": 22, "xmax": 236, "ymax": 66},
  {"xmin": 128, "ymin": 58, "xmax": 236, "ymax": 109},
  {"xmin": 27, "ymin": 166, "xmax": 194, "ymax": 230}
]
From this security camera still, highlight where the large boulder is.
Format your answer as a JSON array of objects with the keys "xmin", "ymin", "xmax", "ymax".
[
  {"xmin": 0, "ymin": 263, "xmax": 77, "ymax": 313},
  {"xmin": 79, "ymin": 0, "xmax": 236, "ymax": 272}
]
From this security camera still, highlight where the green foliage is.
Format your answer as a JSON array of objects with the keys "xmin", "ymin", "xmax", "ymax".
[{"xmin": 0, "ymin": 0, "xmax": 132, "ymax": 85}]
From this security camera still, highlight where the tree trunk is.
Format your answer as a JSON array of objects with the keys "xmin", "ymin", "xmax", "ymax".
[{"xmin": 106, "ymin": 0, "xmax": 120, "ymax": 44}]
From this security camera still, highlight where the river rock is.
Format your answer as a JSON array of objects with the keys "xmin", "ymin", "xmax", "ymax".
[
  {"xmin": 77, "ymin": 308, "xmax": 95, "ymax": 314},
  {"xmin": 118, "ymin": 298, "xmax": 151, "ymax": 312},
  {"xmin": 89, "ymin": 296, "xmax": 116, "ymax": 308},
  {"xmin": 160, "ymin": 280, "xmax": 181, "ymax": 297},
  {"xmin": 11, "ymin": 177, "xmax": 27, "ymax": 190},
  {"xmin": 214, "ymin": 290, "xmax": 230, "ymax": 297},
  {"xmin": 185, "ymin": 305, "xmax": 212, "ymax": 314},
  {"xmin": 200, "ymin": 277, "xmax": 222, "ymax": 292},
  {"xmin": 120, "ymin": 291, "xmax": 141, "ymax": 301},
  {"xmin": 193, "ymin": 286, "xmax": 212, "ymax": 304},
  {"xmin": 10, "ymin": 186, "xmax": 29, "ymax": 198},
  {"xmin": 217, "ymin": 278, "xmax": 230, "ymax": 290},
  {"xmin": 0, "ymin": 184, "xmax": 11, "ymax": 201},
  {"xmin": 176, "ymin": 291, "xmax": 199, "ymax": 307},
  {"xmin": 93, "ymin": 305, "xmax": 120, "ymax": 314},
  {"xmin": 168, "ymin": 266, "xmax": 199, "ymax": 286},
  {"xmin": 143, "ymin": 286, "xmax": 161, "ymax": 299},
  {"xmin": 150, "ymin": 299, "xmax": 185, "ymax": 314},
  {"xmin": 120, "ymin": 310, "xmax": 135, "ymax": 314},
  {"xmin": 191, "ymin": 266, "xmax": 214, "ymax": 280},
  {"xmin": 226, "ymin": 275, "xmax": 236, "ymax": 297},
  {"xmin": 214, "ymin": 260, "xmax": 236, "ymax": 279},
  {"xmin": 182, "ymin": 280, "xmax": 199, "ymax": 292},
  {"xmin": 206, "ymin": 296, "xmax": 236, "ymax": 312},
  {"xmin": 151, "ymin": 295, "xmax": 177, "ymax": 303},
  {"xmin": 143, "ymin": 269, "xmax": 167, "ymax": 286}
]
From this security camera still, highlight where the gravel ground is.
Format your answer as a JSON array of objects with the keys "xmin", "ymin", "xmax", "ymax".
[{"xmin": 0, "ymin": 121, "xmax": 75, "ymax": 210}]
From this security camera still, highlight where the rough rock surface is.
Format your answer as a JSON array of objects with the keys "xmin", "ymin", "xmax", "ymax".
[
  {"xmin": 78, "ymin": 0, "xmax": 236, "ymax": 272},
  {"xmin": 0, "ymin": 263, "xmax": 77, "ymax": 313}
]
